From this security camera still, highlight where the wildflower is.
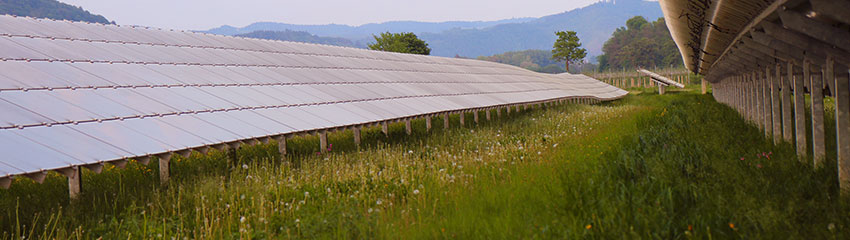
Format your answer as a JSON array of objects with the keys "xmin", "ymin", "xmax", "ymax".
[
  {"xmin": 242, "ymin": 164, "xmax": 248, "ymax": 169},
  {"xmin": 408, "ymin": 150, "xmax": 414, "ymax": 154},
  {"xmin": 368, "ymin": 208, "xmax": 374, "ymax": 213},
  {"xmin": 240, "ymin": 194, "xmax": 245, "ymax": 200},
  {"xmin": 376, "ymin": 199, "xmax": 383, "ymax": 205},
  {"xmin": 295, "ymin": 218, "xmax": 300, "ymax": 223},
  {"xmin": 413, "ymin": 189, "xmax": 420, "ymax": 195},
  {"xmin": 688, "ymin": 225, "xmax": 693, "ymax": 231},
  {"xmin": 757, "ymin": 164, "xmax": 763, "ymax": 169},
  {"xmin": 828, "ymin": 223, "xmax": 836, "ymax": 231},
  {"xmin": 240, "ymin": 216, "xmax": 246, "ymax": 223},
  {"xmin": 740, "ymin": 157, "xmax": 745, "ymax": 161},
  {"xmin": 729, "ymin": 223, "xmax": 735, "ymax": 229},
  {"xmin": 304, "ymin": 191, "xmax": 310, "ymax": 197},
  {"xmin": 585, "ymin": 224, "xmax": 592, "ymax": 230}
]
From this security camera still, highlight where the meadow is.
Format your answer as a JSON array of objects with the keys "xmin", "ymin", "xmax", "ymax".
[{"xmin": 2, "ymin": 86, "xmax": 850, "ymax": 239}]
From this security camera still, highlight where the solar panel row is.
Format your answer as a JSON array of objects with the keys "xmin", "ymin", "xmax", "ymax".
[{"xmin": 0, "ymin": 15, "xmax": 627, "ymax": 189}]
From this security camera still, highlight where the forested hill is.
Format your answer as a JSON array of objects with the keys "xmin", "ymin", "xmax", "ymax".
[
  {"xmin": 0, "ymin": 0, "xmax": 112, "ymax": 24},
  {"xmin": 236, "ymin": 30, "xmax": 365, "ymax": 48}
]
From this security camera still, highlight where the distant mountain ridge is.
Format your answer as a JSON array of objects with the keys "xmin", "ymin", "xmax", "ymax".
[
  {"xmin": 204, "ymin": 0, "xmax": 662, "ymax": 58},
  {"xmin": 0, "ymin": 0, "xmax": 112, "ymax": 24},
  {"xmin": 206, "ymin": 18, "xmax": 536, "ymax": 39},
  {"xmin": 236, "ymin": 30, "xmax": 365, "ymax": 48}
]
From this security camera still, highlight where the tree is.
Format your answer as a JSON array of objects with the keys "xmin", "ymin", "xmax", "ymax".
[
  {"xmin": 551, "ymin": 31, "xmax": 587, "ymax": 72},
  {"xmin": 597, "ymin": 16, "xmax": 682, "ymax": 71},
  {"xmin": 368, "ymin": 32, "xmax": 431, "ymax": 55}
]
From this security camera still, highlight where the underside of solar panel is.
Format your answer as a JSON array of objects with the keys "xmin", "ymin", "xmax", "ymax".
[{"xmin": 0, "ymin": 15, "xmax": 627, "ymax": 184}]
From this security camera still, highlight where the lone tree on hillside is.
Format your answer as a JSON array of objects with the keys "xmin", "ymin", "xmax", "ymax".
[
  {"xmin": 369, "ymin": 32, "xmax": 431, "ymax": 55},
  {"xmin": 551, "ymin": 30, "xmax": 587, "ymax": 72}
]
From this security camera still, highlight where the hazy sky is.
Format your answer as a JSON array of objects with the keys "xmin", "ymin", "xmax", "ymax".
[{"xmin": 59, "ymin": 0, "xmax": 602, "ymax": 31}]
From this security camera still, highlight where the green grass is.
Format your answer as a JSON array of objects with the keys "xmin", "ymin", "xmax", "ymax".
[{"xmin": 2, "ymin": 87, "xmax": 849, "ymax": 239}]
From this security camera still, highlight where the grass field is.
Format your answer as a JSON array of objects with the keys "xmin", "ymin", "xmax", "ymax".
[{"xmin": 2, "ymin": 87, "xmax": 849, "ymax": 239}]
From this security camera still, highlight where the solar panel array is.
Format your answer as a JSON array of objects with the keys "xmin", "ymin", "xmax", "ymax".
[
  {"xmin": 637, "ymin": 69, "xmax": 686, "ymax": 88},
  {"xmin": 0, "ymin": 15, "xmax": 626, "ymax": 186}
]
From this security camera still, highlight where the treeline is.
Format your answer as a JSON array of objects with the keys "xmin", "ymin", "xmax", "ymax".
[
  {"xmin": 0, "ymin": 0, "xmax": 112, "ymax": 24},
  {"xmin": 236, "ymin": 30, "xmax": 365, "ymax": 48},
  {"xmin": 477, "ymin": 50, "xmax": 565, "ymax": 73},
  {"xmin": 597, "ymin": 16, "xmax": 682, "ymax": 71}
]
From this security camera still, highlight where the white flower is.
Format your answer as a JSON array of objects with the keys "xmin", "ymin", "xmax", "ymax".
[
  {"xmin": 295, "ymin": 218, "xmax": 300, "ymax": 223},
  {"xmin": 408, "ymin": 150, "xmax": 414, "ymax": 154},
  {"xmin": 304, "ymin": 191, "xmax": 310, "ymax": 197},
  {"xmin": 376, "ymin": 199, "xmax": 383, "ymax": 205},
  {"xmin": 240, "ymin": 216, "xmax": 246, "ymax": 223},
  {"xmin": 242, "ymin": 164, "xmax": 248, "ymax": 169},
  {"xmin": 240, "ymin": 194, "xmax": 245, "ymax": 200},
  {"xmin": 413, "ymin": 189, "xmax": 420, "ymax": 195},
  {"xmin": 368, "ymin": 208, "xmax": 374, "ymax": 213}
]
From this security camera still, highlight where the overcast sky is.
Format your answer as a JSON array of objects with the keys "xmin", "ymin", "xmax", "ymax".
[{"xmin": 59, "ymin": 0, "xmax": 602, "ymax": 31}]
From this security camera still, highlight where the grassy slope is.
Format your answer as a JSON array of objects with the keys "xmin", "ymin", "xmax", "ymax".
[{"xmin": 2, "ymin": 88, "xmax": 849, "ymax": 238}]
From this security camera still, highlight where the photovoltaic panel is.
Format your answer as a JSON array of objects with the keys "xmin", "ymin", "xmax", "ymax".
[{"xmin": 0, "ymin": 15, "xmax": 626, "ymax": 185}]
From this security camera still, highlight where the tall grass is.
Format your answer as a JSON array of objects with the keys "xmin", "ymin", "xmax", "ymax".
[{"xmin": 2, "ymin": 89, "xmax": 849, "ymax": 239}]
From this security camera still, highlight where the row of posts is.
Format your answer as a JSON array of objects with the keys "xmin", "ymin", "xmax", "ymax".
[
  {"xmin": 601, "ymin": 75, "xmax": 690, "ymax": 89},
  {"xmin": 713, "ymin": 57, "xmax": 850, "ymax": 192},
  {"xmin": 61, "ymin": 97, "xmax": 603, "ymax": 199}
]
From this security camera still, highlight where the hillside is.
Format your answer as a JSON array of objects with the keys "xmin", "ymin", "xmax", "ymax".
[
  {"xmin": 236, "ymin": 30, "xmax": 364, "ymax": 48},
  {"xmin": 203, "ymin": 0, "xmax": 662, "ymax": 58},
  {"xmin": 421, "ymin": 0, "xmax": 662, "ymax": 58},
  {"xmin": 0, "ymin": 0, "xmax": 111, "ymax": 24}
]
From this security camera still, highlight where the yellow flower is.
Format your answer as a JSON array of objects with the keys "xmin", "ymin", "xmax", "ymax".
[
  {"xmin": 585, "ymin": 224, "xmax": 592, "ymax": 230},
  {"xmin": 729, "ymin": 223, "xmax": 735, "ymax": 229}
]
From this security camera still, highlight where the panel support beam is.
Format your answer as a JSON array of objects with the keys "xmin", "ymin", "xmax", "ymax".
[
  {"xmin": 319, "ymin": 130, "xmax": 329, "ymax": 154},
  {"xmin": 353, "ymin": 127, "xmax": 361, "ymax": 148},
  {"xmin": 277, "ymin": 135, "xmax": 287, "ymax": 158},
  {"xmin": 381, "ymin": 122, "xmax": 389, "ymax": 137},
  {"xmin": 405, "ymin": 119, "xmax": 412, "ymax": 135},
  {"xmin": 158, "ymin": 153, "xmax": 172, "ymax": 185},
  {"xmin": 835, "ymin": 61, "xmax": 850, "ymax": 193},
  {"xmin": 763, "ymin": 69, "xmax": 772, "ymax": 138},
  {"xmin": 425, "ymin": 117, "xmax": 432, "ymax": 132},
  {"xmin": 782, "ymin": 62, "xmax": 793, "ymax": 142},
  {"xmin": 443, "ymin": 113, "xmax": 450, "ymax": 129},
  {"xmin": 812, "ymin": 60, "xmax": 826, "ymax": 167},
  {"xmin": 67, "ymin": 166, "xmax": 81, "ymax": 200},
  {"xmin": 771, "ymin": 65, "xmax": 782, "ymax": 144},
  {"xmin": 796, "ymin": 61, "xmax": 809, "ymax": 158}
]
